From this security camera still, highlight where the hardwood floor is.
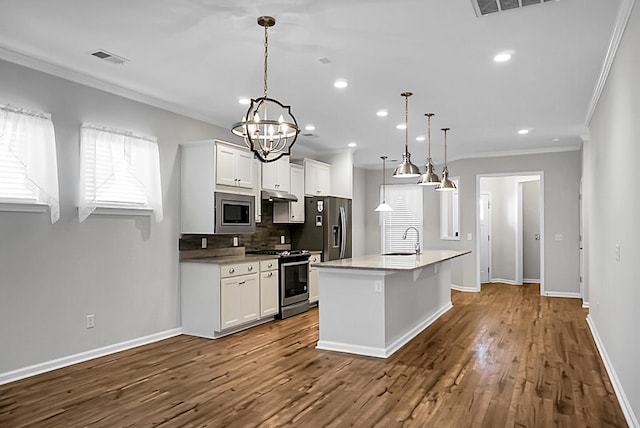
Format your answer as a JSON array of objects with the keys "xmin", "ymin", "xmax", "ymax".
[{"xmin": 0, "ymin": 283, "xmax": 627, "ymax": 427}]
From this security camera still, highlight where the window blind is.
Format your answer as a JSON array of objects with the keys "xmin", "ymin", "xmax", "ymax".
[
  {"xmin": 79, "ymin": 123, "xmax": 163, "ymax": 222},
  {"xmin": 0, "ymin": 105, "xmax": 59, "ymax": 222},
  {"xmin": 381, "ymin": 185, "xmax": 423, "ymax": 253}
]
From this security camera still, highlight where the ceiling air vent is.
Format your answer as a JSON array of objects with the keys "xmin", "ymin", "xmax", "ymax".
[
  {"xmin": 472, "ymin": 0, "xmax": 554, "ymax": 17},
  {"xmin": 90, "ymin": 49, "xmax": 129, "ymax": 65}
]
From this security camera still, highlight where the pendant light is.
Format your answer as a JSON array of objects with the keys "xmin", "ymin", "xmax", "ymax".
[
  {"xmin": 375, "ymin": 156, "xmax": 393, "ymax": 212},
  {"xmin": 417, "ymin": 113, "xmax": 440, "ymax": 186},
  {"xmin": 436, "ymin": 128, "xmax": 457, "ymax": 191},
  {"xmin": 231, "ymin": 16, "xmax": 300, "ymax": 163},
  {"xmin": 393, "ymin": 92, "xmax": 421, "ymax": 178}
]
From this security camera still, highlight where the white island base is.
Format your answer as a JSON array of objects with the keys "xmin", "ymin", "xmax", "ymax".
[{"xmin": 316, "ymin": 254, "xmax": 464, "ymax": 358}]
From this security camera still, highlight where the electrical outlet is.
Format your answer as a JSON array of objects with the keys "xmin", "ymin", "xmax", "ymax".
[
  {"xmin": 374, "ymin": 281, "xmax": 383, "ymax": 293},
  {"xmin": 555, "ymin": 234, "xmax": 563, "ymax": 241},
  {"xmin": 86, "ymin": 314, "xmax": 95, "ymax": 329},
  {"xmin": 467, "ymin": 233, "xmax": 472, "ymax": 241},
  {"xmin": 281, "ymin": 235, "xmax": 285, "ymax": 244},
  {"xmin": 201, "ymin": 237, "xmax": 207, "ymax": 249},
  {"xmin": 233, "ymin": 236, "xmax": 239, "ymax": 247},
  {"xmin": 615, "ymin": 244, "xmax": 620, "ymax": 261}
]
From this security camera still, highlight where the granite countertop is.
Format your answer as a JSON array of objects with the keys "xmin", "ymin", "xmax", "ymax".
[
  {"xmin": 315, "ymin": 249, "xmax": 471, "ymax": 271},
  {"xmin": 180, "ymin": 254, "xmax": 277, "ymax": 264}
]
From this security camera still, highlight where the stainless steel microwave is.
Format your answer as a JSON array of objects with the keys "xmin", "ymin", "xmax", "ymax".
[{"xmin": 214, "ymin": 192, "xmax": 255, "ymax": 234}]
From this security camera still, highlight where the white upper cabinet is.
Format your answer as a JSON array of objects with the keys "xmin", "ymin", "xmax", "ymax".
[
  {"xmin": 273, "ymin": 163, "xmax": 305, "ymax": 223},
  {"xmin": 215, "ymin": 142, "xmax": 256, "ymax": 190},
  {"xmin": 262, "ymin": 157, "xmax": 290, "ymax": 192},
  {"xmin": 304, "ymin": 158, "xmax": 331, "ymax": 196}
]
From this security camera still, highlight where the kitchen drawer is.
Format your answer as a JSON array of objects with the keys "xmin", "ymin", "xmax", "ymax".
[
  {"xmin": 260, "ymin": 259, "xmax": 278, "ymax": 272},
  {"xmin": 220, "ymin": 261, "xmax": 259, "ymax": 278}
]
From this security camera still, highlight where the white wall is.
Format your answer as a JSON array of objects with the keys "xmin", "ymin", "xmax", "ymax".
[
  {"xmin": 0, "ymin": 59, "xmax": 228, "ymax": 376},
  {"xmin": 586, "ymin": 1, "xmax": 640, "ymax": 423},
  {"xmin": 352, "ymin": 167, "xmax": 367, "ymax": 257}
]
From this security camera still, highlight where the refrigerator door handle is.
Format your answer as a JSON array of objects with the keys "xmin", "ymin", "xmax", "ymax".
[{"xmin": 339, "ymin": 206, "xmax": 346, "ymax": 259}]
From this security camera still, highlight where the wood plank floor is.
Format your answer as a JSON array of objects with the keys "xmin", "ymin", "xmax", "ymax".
[{"xmin": 0, "ymin": 283, "xmax": 627, "ymax": 427}]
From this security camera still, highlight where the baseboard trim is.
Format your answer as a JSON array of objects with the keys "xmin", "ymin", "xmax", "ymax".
[
  {"xmin": 582, "ymin": 301, "xmax": 590, "ymax": 309},
  {"xmin": 586, "ymin": 315, "xmax": 639, "ymax": 428},
  {"xmin": 451, "ymin": 284, "xmax": 480, "ymax": 293},
  {"xmin": 0, "ymin": 328, "xmax": 182, "ymax": 385},
  {"xmin": 490, "ymin": 278, "xmax": 520, "ymax": 285},
  {"xmin": 523, "ymin": 278, "xmax": 541, "ymax": 284},
  {"xmin": 543, "ymin": 291, "xmax": 581, "ymax": 299},
  {"xmin": 317, "ymin": 302, "xmax": 453, "ymax": 358}
]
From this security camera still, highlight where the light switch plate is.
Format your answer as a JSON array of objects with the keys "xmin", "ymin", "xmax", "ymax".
[
  {"xmin": 615, "ymin": 244, "xmax": 620, "ymax": 261},
  {"xmin": 233, "ymin": 236, "xmax": 239, "ymax": 247},
  {"xmin": 201, "ymin": 237, "xmax": 207, "ymax": 249},
  {"xmin": 467, "ymin": 233, "xmax": 472, "ymax": 241}
]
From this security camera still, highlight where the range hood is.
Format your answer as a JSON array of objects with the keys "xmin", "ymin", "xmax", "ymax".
[{"xmin": 261, "ymin": 189, "xmax": 298, "ymax": 202}]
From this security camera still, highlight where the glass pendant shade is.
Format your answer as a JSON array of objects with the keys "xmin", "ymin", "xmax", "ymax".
[
  {"xmin": 393, "ymin": 92, "xmax": 421, "ymax": 178},
  {"xmin": 375, "ymin": 156, "xmax": 393, "ymax": 212},
  {"xmin": 230, "ymin": 16, "xmax": 299, "ymax": 163},
  {"xmin": 417, "ymin": 113, "xmax": 441, "ymax": 186},
  {"xmin": 436, "ymin": 127, "xmax": 457, "ymax": 191}
]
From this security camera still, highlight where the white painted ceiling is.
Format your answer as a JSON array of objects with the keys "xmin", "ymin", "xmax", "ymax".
[{"xmin": 0, "ymin": 0, "xmax": 621, "ymax": 168}]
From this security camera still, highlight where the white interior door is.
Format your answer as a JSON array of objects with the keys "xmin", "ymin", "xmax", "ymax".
[{"xmin": 479, "ymin": 193, "xmax": 491, "ymax": 283}]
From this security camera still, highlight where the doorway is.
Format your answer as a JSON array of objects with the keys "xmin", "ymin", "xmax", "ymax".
[{"xmin": 476, "ymin": 172, "xmax": 544, "ymax": 294}]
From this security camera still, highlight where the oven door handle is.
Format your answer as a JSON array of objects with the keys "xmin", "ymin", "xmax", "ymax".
[{"xmin": 281, "ymin": 259, "xmax": 310, "ymax": 268}]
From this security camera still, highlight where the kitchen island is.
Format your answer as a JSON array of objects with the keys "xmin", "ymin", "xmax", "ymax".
[{"xmin": 315, "ymin": 250, "xmax": 470, "ymax": 358}]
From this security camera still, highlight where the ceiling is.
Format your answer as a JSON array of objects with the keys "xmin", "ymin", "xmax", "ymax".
[{"xmin": 0, "ymin": 0, "xmax": 621, "ymax": 169}]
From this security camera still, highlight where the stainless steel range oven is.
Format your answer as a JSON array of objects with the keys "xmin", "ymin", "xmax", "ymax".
[{"xmin": 247, "ymin": 250, "xmax": 310, "ymax": 319}]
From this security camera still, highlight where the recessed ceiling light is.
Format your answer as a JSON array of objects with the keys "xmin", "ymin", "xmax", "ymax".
[
  {"xmin": 305, "ymin": 124, "xmax": 316, "ymax": 131},
  {"xmin": 416, "ymin": 136, "xmax": 426, "ymax": 142},
  {"xmin": 334, "ymin": 79, "xmax": 348, "ymax": 89},
  {"xmin": 518, "ymin": 129, "xmax": 529, "ymax": 135},
  {"xmin": 494, "ymin": 52, "xmax": 512, "ymax": 63},
  {"xmin": 552, "ymin": 138, "xmax": 560, "ymax": 142},
  {"xmin": 376, "ymin": 110, "xmax": 388, "ymax": 117},
  {"xmin": 396, "ymin": 123, "xmax": 406, "ymax": 130},
  {"xmin": 238, "ymin": 97, "xmax": 250, "ymax": 105},
  {"xmin": 348, "ymin": 142, "xmax": 357, "ymax": 148}
]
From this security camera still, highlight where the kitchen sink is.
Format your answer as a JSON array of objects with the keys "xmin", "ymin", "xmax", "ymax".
[{"xmin": 382, "ymin": 252, "xmax": 417, "ymax": 256}]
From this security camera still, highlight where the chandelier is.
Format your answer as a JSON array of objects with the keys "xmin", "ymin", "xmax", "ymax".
[
  {"xmin": 231, "ymin": 16, "xmax": 299, "ymax": 163},
  {"xmin": 393, "ymin": 92, "xmax": 421, "ymax": 178}
]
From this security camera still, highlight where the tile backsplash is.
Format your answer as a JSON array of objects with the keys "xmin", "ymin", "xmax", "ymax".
[{"xmin": 179, "ymin": 201, "xmax": 291, "ymax": 258}]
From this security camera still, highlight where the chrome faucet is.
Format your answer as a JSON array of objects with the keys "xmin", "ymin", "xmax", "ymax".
[{"xmin": 402, "ymin": 226, "xmax": 420, "ymax": 254}]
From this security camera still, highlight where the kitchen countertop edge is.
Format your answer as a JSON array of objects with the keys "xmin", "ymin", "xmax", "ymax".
[{"xmin": 314, "ymin": 250, "xmax": 471, "ymax": 271}]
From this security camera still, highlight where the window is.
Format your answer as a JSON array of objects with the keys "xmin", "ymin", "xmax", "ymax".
[
  {"xmin": 440, "ymin": 177, "xmax": 460, "ymax": 240},
  {"xmin": 380, "ymin": 185, "xmax": 423, "ymax": 253},
  {"xmin": 0, "ymin": 105, "xmax": 60, "ymax": 223},
  {"xmin": 79, "ymin": 123, "xmax": 163, "ymax": 222}
]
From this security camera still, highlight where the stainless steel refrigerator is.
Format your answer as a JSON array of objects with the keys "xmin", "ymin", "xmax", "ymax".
[{"xmin": 291, "ymin": 196, "xmax": 352, "ymax": 261}]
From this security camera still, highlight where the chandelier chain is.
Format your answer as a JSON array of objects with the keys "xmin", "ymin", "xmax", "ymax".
[{"xmin": 263, "ymin": 25, "xmax": 269, "ymax": 98}]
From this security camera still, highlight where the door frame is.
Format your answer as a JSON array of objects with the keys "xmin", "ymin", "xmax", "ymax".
[{"xmin": 476, "ymin": 171, "xmax": 545, "ymax": 294}]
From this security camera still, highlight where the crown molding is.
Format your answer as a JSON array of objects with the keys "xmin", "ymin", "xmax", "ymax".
[
  {"xmin": 447, "ymin": 143, "xmax": 581, "ymax": 164},
  {"xmin": 585, "ymin": 0, "xmax": 636, "ymax": 125},
  {"xmin": 0, "ymin": 45, "xmax": 217, "ymax": 125}
]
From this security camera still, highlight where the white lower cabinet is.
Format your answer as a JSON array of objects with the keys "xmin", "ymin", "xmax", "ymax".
[
  {"xmin": 181, "ymin": 259, "xmax": 276, "ymax": 339},
  {"xmin": 220, "ymin": 273, "xmax": 259, "ymax": 330},
  {"xmin": 260, "ymin": 259, "xmax": 279, "ymax": 317}
]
